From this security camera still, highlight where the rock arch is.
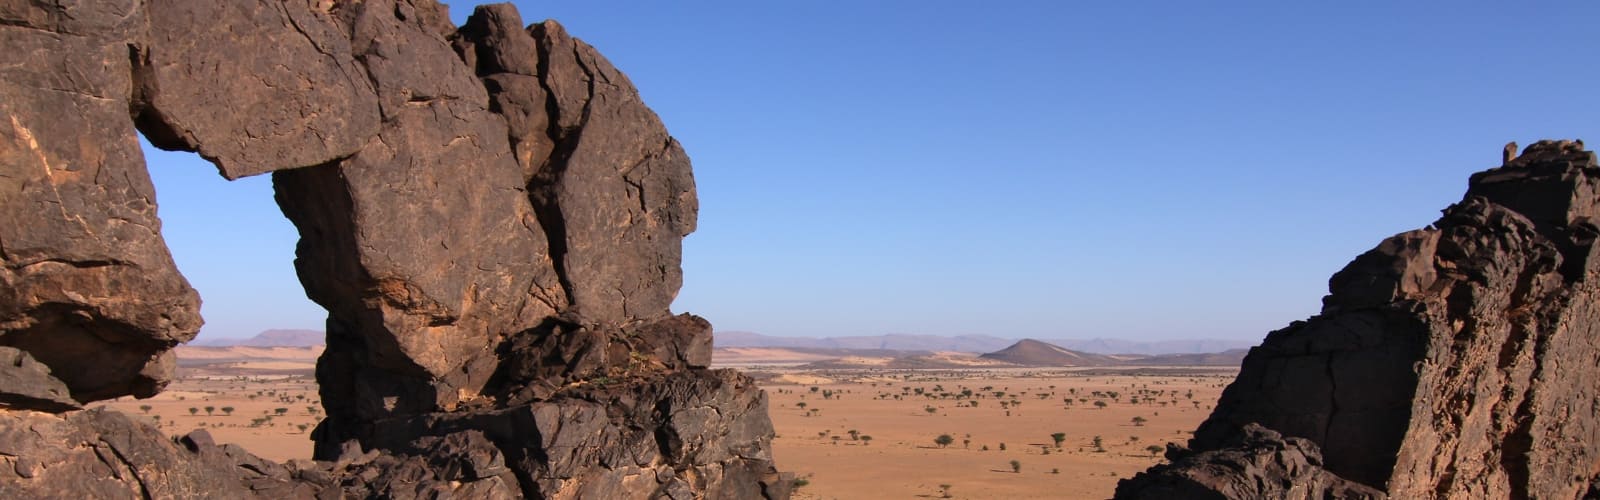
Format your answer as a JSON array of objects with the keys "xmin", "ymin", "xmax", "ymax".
[{"xmin": 0, "ymin": 1, "xmax": 785, "ymax": 497}]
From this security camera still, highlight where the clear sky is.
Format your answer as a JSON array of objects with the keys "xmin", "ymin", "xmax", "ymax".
[{"xmin": 144, "ymin": 1, "xmax": 1600, "ymax": 342}]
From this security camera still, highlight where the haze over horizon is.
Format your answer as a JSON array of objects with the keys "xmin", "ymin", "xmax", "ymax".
[{"xmin": 141, "ymin": 1, "xmax": 1600, "ymax": 342}]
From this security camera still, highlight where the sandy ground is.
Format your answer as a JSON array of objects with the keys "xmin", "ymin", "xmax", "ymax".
[
  {"xmin": 759, "ymin": 368, "xmax": 1235, "ymax": 499},
  {"xmin": 94, "ymin": 373, "xmax": 323, "ymax": 462},
  {"xmin": 94, "ymin": 362, "xmax": 1234, "ymax": 499}
]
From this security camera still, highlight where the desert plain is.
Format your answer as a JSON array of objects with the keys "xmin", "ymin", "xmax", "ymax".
[{"xmin": 93, "ymin": 346, "xmax": 1235, "ymax": 499}]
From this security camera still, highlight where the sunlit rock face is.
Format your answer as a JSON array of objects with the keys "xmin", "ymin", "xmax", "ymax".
[
  {"xmin": 0, "ymin": 1, "xmax": 784, "ymax": 497},
  {"xmin": 1118, "ymin": 140, "xmax": 1600, "ymax": 499}
]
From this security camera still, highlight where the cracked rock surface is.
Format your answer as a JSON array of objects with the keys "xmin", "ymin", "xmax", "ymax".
[
  {"xmin": 0, "ymin": 1, "xmax": 782, "ymax": 498},
  {"xmin": 1117, "ymin": 140, "xmax": 1600, "ymax": 499}
]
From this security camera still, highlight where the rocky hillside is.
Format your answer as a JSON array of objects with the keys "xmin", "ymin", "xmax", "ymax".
[
  {"xmin": 1117, "ymin": 140, "xmax": 1600, "ymax": 499},
  {"xmin": 0, "ymin": 1, "xmax": 785, "ymax": 498}
]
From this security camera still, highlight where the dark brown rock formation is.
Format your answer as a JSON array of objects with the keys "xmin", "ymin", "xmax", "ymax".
[
  {"xmin": 1117, "ymin": 424, "xmax": 1384, "ymax": 500},
  {"xmin": 0, "ymin": 1, "xmax": 782, "ymax": 498},
  {"xmin": 0, "ymin": 347, "xmax": 78, "ymax": 412},
  {"xmin": 0, "ymin": 0, "xmax": 201, "ymax": 404},
  {"xmin": 1118, "ymin": 140, "xmax": 1600, "ymax": 499}
]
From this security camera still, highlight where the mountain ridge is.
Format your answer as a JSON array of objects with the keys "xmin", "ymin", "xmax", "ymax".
[{"xmin": 192, "ymin": 329, "xmax": 324, "ymax": 347}]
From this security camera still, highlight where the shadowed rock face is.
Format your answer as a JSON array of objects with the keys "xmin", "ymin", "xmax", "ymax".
[
  {"xmin": 1117, "ymin": 140, "xmax": 1600, "ymax": 499},
  {"xmin": 0, "ymin": 1, "xmax": 783, "ymax": 498}
]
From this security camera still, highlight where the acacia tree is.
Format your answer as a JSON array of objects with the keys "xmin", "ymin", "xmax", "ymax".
[
  {"xmin": 1050, "ymin": 432, "xmax": 1067, "ymax": 448},
  {"xmin": 934, "ymin": 434, "xmax": 955, "ymax": 448},
  {"xmin": 204, "ymin": 406, "xmax": 215, "ymax": 416},
  {"xmin": 1010, "ymin": 460, "xmax": 1021, "ymax": 473},
  {"xmin": 1132, "ymin": 416, "xmax": 1148, "ymax": 426}
]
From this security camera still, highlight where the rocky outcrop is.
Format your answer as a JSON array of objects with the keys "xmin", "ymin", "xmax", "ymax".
[
  {"xmin": 0, "ymin": 408, "xmax": 316, "ymax": 498},
  {"xmin": 1117, "ymin": 424, "xmax": 1384, "ymax": 500},
  {"xmin": 350, "ymin": 369, "xmax": 786, "ymax": 499},
  {"xmin": 0, "ymin": 0, "xmax": 201, "ymax": 404},
  {"xmin": 0, "ymin": 347, "xmax": 78, "ymax": 412},
  {"xmin": 1117, "ymin": 140, "xmax": 1600, "ymax": 499},
  {"xmin": 0, "ymin": 1, "xmax": 781, "ymax": 498}
]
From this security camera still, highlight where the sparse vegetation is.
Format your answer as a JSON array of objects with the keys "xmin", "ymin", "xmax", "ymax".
[
  {"xmin": 101, "ymin": 357, "xmax": 1234, "ymax": 498},
  {"xmin": 935, "ymin": 434, "xmax": 954, "ymax": 448}
]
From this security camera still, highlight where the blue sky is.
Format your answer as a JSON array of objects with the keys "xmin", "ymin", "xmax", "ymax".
[{"xmin": 146, "ymin": 1, "xmax": 1600, "ymax": 342}]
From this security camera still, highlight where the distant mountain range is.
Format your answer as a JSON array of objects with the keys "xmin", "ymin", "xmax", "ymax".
[
  {"xmin": 715, "ymin": 331, "xmax": 1255, "ymax": 355},
  {"xmin": 192, "ymin": 328, "xmax": 1255, "ymax": 358},
  {"xmin": 191, "ymin": 329, "xmax": 324, "ymax": 347},
  {"xmin": 980, "ymin": 339, "xmax": 1250, "ymax": 367},
  {"xmin": 790, "ymin": 338, "xmax": 1248, "ymax": 369}
]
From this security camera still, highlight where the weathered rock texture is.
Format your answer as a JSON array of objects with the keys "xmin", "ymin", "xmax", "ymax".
[
  {"xmin": 0, "ymin": 1, "xmax": 782, "ymax": 498},
  {"xmin": 0, "ymin": 0, "xmax": 200, "ymax": 404},
  {"xmin": 1117, "ymin": 140, "xmax": 1600, "ymax": 499},
  {"xmin": 1117, "ymin": 424, "xmax": 1384, "ymax": 500}
]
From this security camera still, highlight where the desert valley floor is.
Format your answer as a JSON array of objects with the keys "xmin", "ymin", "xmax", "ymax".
[{"xmin": 94, "ymin": 347, "xmax": 1236, "ymax": 499}]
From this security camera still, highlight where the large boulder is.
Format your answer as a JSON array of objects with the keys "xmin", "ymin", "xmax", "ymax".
[
  {"xmin": 454, "ymin": 4, "xmax": 699, "ymax": 326},
  {"xmin": 0, "ymin": 0, "xmax": 201, "ymax": 404},
  {"xmin": 1118, "ymin": 140, "xmax": 1600, "ymax": 498},
  {"xmin": 272, "ymin": 0, "xmax": 567, "ymax": 422},
  {"xmin": 135, "ymin": 0, "xmax": 380, "ymax": 179}
]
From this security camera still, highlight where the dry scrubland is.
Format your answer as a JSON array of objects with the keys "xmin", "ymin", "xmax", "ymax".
[
  {"xmin": 95, "ymin": 355, "xmax": 1234, "ymax": 499},
  {"xmin": 95, "ymin": 375, "xmax": 323, "ymax": 461},
  {"xmin": 756, "ymin": 369, "xmax": 1234, "ymax": 499}
]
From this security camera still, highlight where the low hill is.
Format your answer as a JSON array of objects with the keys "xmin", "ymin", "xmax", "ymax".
[
  {"xmin": 978, "ymin": 339, "xmax": 1122, "ymax": 366},
  {"xmin": 715, "ymin": 331, "xmax": 1015, "ymax": 353}
]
